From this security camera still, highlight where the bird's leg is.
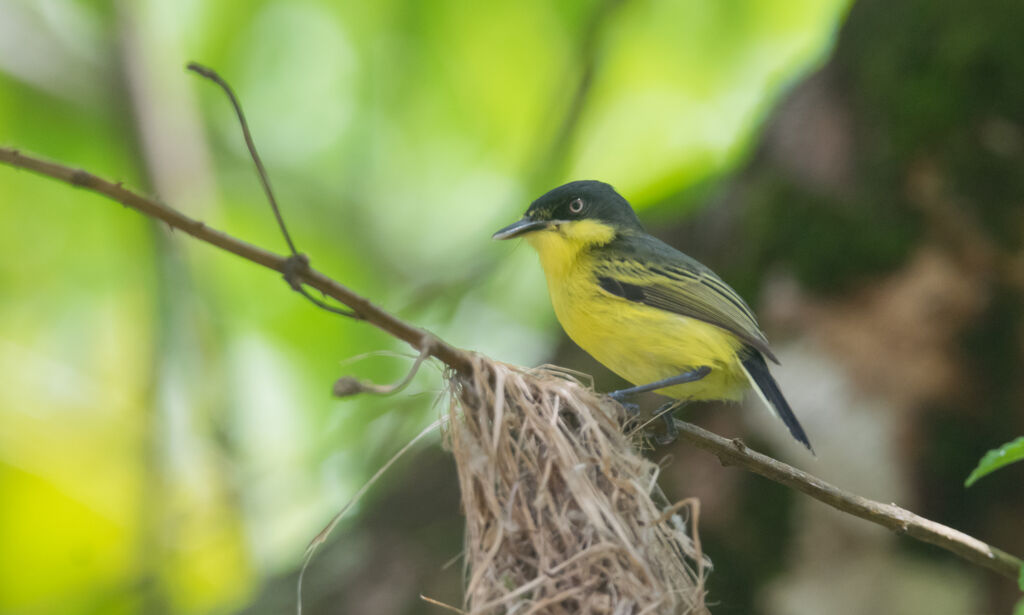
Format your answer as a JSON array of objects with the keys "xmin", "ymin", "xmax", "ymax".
[{"xmin": 607, "ymin": 366, "xmax": 711, "ymax": 401}]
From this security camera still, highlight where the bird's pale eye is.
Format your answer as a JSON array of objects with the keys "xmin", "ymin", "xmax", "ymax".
[{"xmin": 568, "ymin": 198, "xmax": 584, "ymax": 214}]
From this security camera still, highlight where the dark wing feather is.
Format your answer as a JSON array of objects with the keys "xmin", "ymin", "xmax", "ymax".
[{"xmin": 594, "ymin": 233, "xmax": 778, "ymax": 363}]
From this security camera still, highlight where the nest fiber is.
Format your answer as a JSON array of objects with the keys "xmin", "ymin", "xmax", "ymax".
[{"xmin": 446, "ymin": 356, "xmax": 709, "ymax": 614}]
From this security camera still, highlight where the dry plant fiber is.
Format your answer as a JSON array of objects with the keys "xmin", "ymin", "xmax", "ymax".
[{"xmin": 445, "ymin": 355, "xmax": 710, "ymax": 614}]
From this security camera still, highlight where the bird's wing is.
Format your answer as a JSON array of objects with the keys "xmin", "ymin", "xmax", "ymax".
[{"xmin": 592, "ymin": 239, "xmax": 778, "ymax": 363}]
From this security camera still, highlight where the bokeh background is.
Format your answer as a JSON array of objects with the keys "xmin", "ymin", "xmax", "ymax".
[{"xmin": 1, "ymin": 0, "xmax": 1022, "ymax": 613}]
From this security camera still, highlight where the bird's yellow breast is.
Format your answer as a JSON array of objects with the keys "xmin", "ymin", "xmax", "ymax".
[{"xmin": 527, "ymin": 223, "xmax": 748, "ymax": 401}]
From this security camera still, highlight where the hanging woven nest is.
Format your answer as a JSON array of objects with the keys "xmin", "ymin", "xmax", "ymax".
[{"xmin": 446, "ymin": 355, "xmax": 710, "ymax": 614}]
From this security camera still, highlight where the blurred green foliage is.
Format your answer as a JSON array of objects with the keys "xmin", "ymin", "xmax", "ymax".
[
  {"xmin": 965, "ymin": 437, "xmax": 1024, "ymax": 487},
  {"xmin": 0, "ymin": 1, "xmax": 848, "ymax": 613},
  {"xmin": 1018, "ymin": 566, "xmax": 1024, "ymax": 615}
]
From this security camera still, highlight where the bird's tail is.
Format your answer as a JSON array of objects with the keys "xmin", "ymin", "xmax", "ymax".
[{"xmin": 740, "ymin": 352, "xmax": 814, "ymax": 453}]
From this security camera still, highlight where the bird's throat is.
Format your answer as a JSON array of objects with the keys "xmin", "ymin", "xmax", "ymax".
[{"xmin": 525, "ymin": 219, "xmax": 616, "ymax": 280}]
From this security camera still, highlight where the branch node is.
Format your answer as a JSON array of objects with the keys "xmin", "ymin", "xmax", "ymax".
[
  {"xmin": 418, "ymin": 333, "xmax": 438, "ymax": 356},
  {"xmin": 282, "ymin": 253, "xmax": 311, "ymax": 291},
  {"xmin": 332, "ymin": 376, "xmax": 367, "ymax": 397},
  {"xmin": 70, "ymin": 169, "xmax": 90, "ymax": 187},
  {"xmin": 332, "ymin": 345, "xmax": 431, "ymax": 398}
]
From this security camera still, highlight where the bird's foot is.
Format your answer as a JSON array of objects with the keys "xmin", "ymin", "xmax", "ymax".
[
  {"xmin": 654, "ymin": 414, "xmax": 679, "ymax": 446},
  {"xmin": 620, "ymin": 401, "xmax": 640, "ymax": 415},
  {"xmin": 652, "ymin": 401, "xmax": 682, "ymax": 446},
  {"xmin": 608, "ymin": 391, "xmax": 640, "ymax": 413}
]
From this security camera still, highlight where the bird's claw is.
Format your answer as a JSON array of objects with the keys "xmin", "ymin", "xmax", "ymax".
[
  {"xmin": 654, "ymin": 417, "xmax": 679, "ymax": 446},
  {"xmin": 653, "ymin": 404, "xmax": 679, "ymax": 446}
]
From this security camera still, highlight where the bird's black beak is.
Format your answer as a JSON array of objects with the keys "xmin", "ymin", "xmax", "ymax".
[{"xmin": 492, "ymin": 217, "xmax": 550, "ymax": 240}]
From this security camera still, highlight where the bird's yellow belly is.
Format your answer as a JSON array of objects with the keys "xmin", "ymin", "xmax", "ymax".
[{"xmin": 547, "ymin": 272, "xmax": 749, "ymax": 402}]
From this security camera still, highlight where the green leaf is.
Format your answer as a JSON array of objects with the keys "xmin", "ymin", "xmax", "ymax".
[
  {"xmin": 1016, "ymin": 563, "xmax": 1024, "ymax": 615},
  {"xmin": 965, "ymin": 436, "xmax": 1024, "ymax": 487}
]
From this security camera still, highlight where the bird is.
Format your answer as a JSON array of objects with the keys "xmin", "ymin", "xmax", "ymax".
[{"xmin": 492, "ymin": 180, "xmax": 812, "ymax": 452}]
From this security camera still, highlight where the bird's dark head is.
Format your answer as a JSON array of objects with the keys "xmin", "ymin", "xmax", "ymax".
[{"xmin": 492, "ymin": 181, "xmax": 644, "ymax": 246}]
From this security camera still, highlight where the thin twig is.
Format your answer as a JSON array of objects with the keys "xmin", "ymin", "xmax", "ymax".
[
  {"xmin": 626, "ymin": 399, "xmax": 684, "ymax": 439},
  {"xmin": 1, "ymin": 145, "xmax": 1020, "ymax": 583},
  {"xmin": 297, "ymin": 416, "xmax": 447, "ymax": 615},
  {"xmin": 186, "ymin": 63, "xmax": 358, "ymax": 318},
  {"xmin": 332, "ymin": 343, "xmax": 432, "ymax": 397},
  {"xmin": 186, "ymin": 62, "xmax": 297, "ymax": 256},
  {"xmin": 420, "ymin": 594, "xmax": 466, "ymax": 614},
  {"xmin": 672, "ymin": 419, "xmax": 1023, "ymax": 581}
]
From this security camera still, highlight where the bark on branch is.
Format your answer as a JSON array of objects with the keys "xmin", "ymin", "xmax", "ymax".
[
  {"xmin": 0, "ymin": 146, "xmax": 473, "ymax": 374},
  {"xmin": 673, "ymin": 421, "xmax": 1023, "ymax": 580},
  {"xmin": 1, "ymin": 145, "xmax": 1020, "ymax": 582}
]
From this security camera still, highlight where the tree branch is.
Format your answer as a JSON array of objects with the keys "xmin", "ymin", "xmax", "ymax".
[
  {"xmin": 673, "ymin": 420, "xmax": 1023, "ymax": 580},
  {"xmin": 0, "ymin": 146, "xmax": 474, "ymax": 375},
  {"xmin": 1, "ymin": 145, "xmax": 1020, "ymax": 582}
]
